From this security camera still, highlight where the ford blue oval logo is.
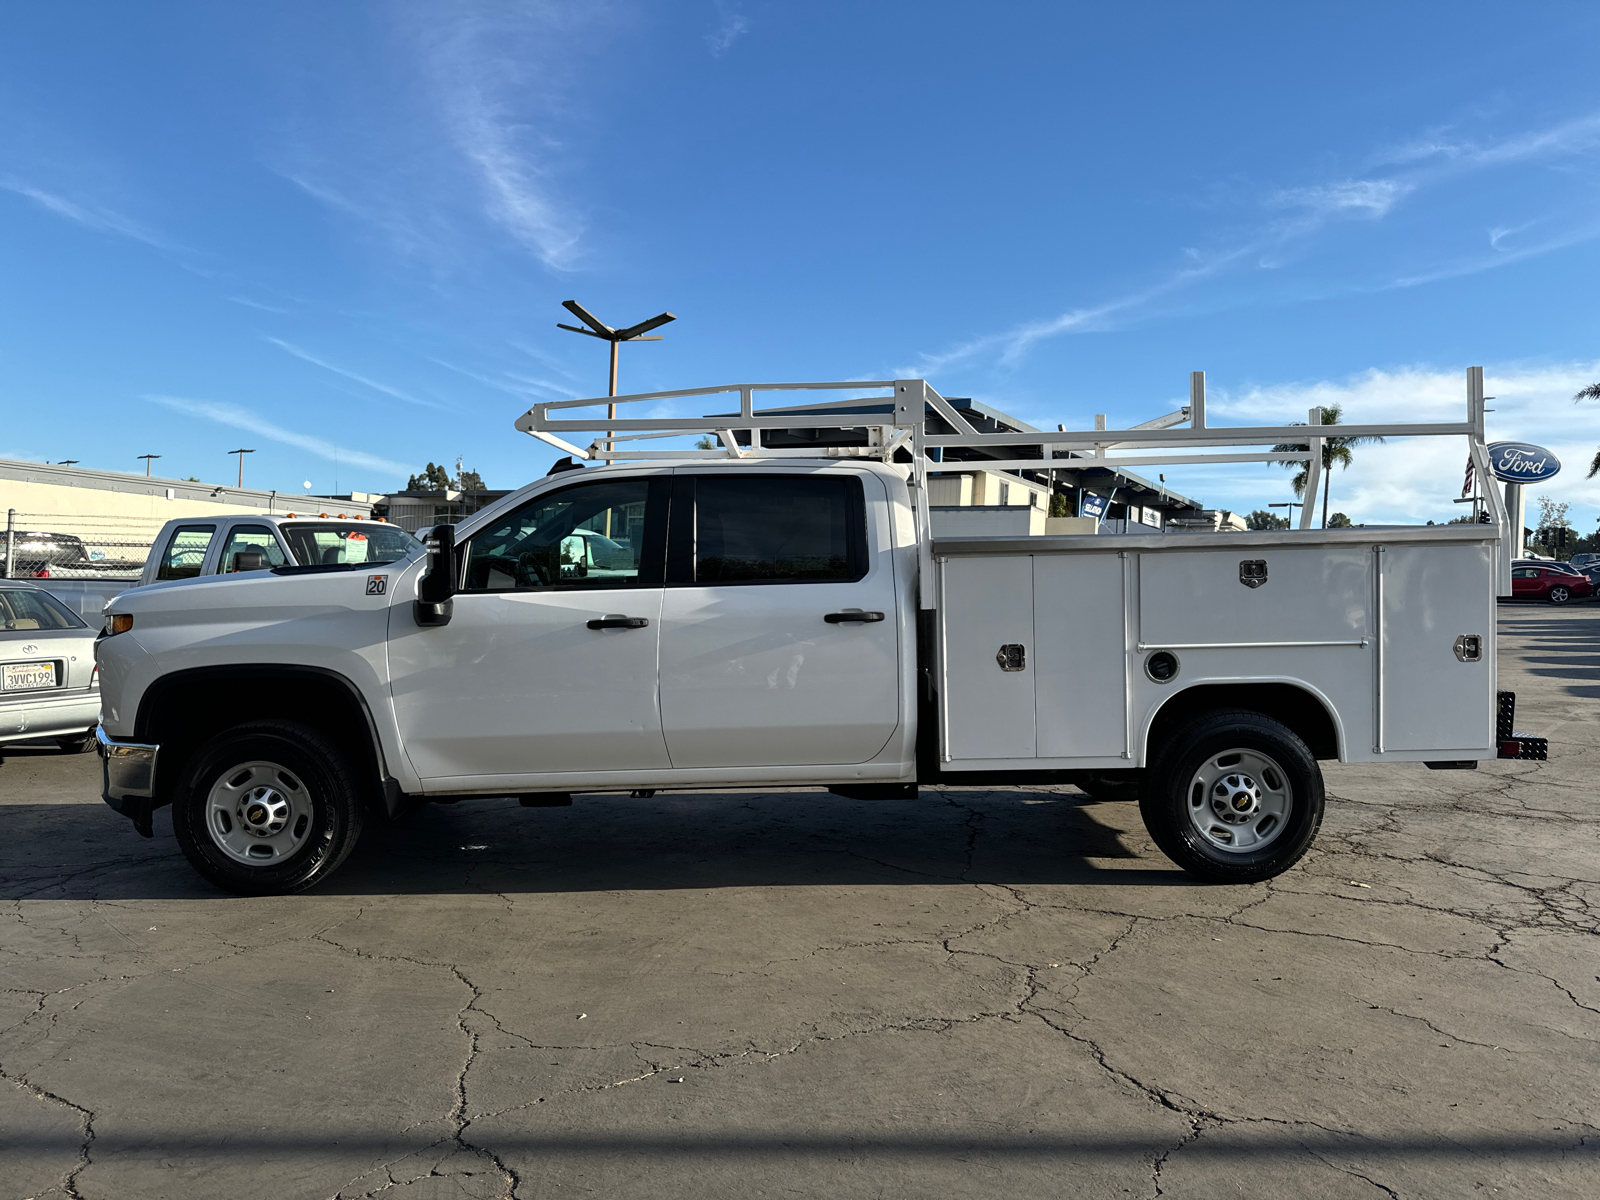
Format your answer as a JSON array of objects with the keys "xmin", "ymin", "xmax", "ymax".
[{"xmin": 1487, "ymin": 441, "xmax": 1561, "ymax": 483}]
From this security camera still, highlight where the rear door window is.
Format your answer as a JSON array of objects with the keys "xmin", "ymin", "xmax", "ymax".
[
  {"xmin": 213, "ymin": 525, "xmax": 289, "ymax": 573},
  {"xmin": 672, "ymin": 475, "xmax": 866, "ymax": 585},
  {"xmin": 155, "ymin": 526, "xmax": 217, "ymax": 581}
]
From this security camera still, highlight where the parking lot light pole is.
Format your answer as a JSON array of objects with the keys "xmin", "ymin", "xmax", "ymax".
[
  {"xmin": 137, "ymin": 454, "xmax": 161, "ymax": 477},
  {"xmin": 556, "ymin": 301, "xmax": 677, "ymax": 428},
  {"xmin": 229, "ymin": 448, "xmax": 256, "ymax": 489}
]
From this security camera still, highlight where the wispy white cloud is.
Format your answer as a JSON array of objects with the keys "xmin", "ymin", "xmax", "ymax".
[
  {"xmin": 913, "ymin": 109, "xmax": 1600, "ymax": 377},
  {"xmin": 413, "ymin": 4, "xmax": 605, "ymax": 270},
  {"xmin": 0, "ymin": 179, "xmax": 179, "ymax": 251},
  {"xmin": 428, "ymin": 355, "xmax": 586, "ymax": 402},
  {"xmin": 228, "ymin": 296, "xmax": 292, "ymax": 314},
  {"xmin": 264, "ymin": 336, "xmax": 446, "ymax": 409},
  {"xmin": 146, "ymin": 394, "xmax": 414, "ymax": 478},
  {"xmin": 707, "ymin": 1, "xmax": 751, "ymax": 56},
  {"xmin": 1271, "ymin": 178, "xmax": 1413, "ymax": 220}
]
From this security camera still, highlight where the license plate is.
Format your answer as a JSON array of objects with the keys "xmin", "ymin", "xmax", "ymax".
[{"xmin": 2, "ymin": 661, "xmax": 56, "ymax": 692}]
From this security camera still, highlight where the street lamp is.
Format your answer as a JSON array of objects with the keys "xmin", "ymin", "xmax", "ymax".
[
  {"xmin": 556, "ymin": 300, "xmax": 676, "ymax": 425},
  {"xmin": 228, "ymin": 448, "xmax": 256, "ymax": 489},
  {"xmin": 137, "ymin": 454, "xmax": 161, "ymax": 477}
]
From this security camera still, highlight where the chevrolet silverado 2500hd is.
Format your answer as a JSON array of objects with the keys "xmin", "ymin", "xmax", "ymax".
[{"xmin": 93, "ymin": 372, "xmax": 1540, "ymax": 895}]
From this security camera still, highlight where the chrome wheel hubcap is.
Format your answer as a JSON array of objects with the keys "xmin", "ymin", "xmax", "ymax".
[
  {"xmin": 205, "ymin": 761, "xmax": 312, "ymax": 866},
  {"xmin": 1186, "ymin": 748, "xmax": 1292, "ymax": 854}
]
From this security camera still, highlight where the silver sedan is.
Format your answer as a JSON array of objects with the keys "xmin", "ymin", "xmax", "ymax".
[{"xmin": 0, "ymin": 580, "xmax": 100, "ymax": 752}]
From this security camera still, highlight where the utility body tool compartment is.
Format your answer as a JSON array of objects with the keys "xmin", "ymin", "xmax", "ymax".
[{"xmin": 934, "ymin": 527, "xmax": 1498, "ymax": 769}]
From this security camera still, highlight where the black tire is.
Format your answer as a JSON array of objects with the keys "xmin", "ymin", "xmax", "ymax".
[
  {"xmin": 1547, "ymin": 585, "xmax": 1571, "ymax": 604},
  {"xmin": 1139, "ymin": 710, "xmax": 1324, "ymax": 883},
  {"xmin": 171, "ymin": 720, "xmax": 365, "ymax": 896},
  {"xmin": 56, "ymin": 727, "xmax": 97, "ymax": 754},
  {"xmin": 1077, "ymin": 771, "xmax": 1142, "ymax": 803}
]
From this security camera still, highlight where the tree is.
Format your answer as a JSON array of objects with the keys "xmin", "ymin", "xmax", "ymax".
[
  {"xmin": 1272, "ymin": 403, "xmax": 1384, "ymax": 529},
  {"xmin": 457, "ymin": 469, "xmax": 486, "ymax": 492},
  {"xmin": 1048, "ymin": 492, "xmax": 1073, "ymax": 518},
  {"xmin": 1245, "ymin": 509, "xmax": 1290, "ymax": 530},
  {"xmin": 1327, "ymin": 512, "xmax": 1353, "ymax": 528},
  {"xmin": 406, "ymin": 462, "xmax": 452, "ymax": 492},
  {"xmin": 1576, "ymin": 382, "xmax": 1600, "ymax": 477},
  {"xmin": 1529, "ymin": 495, "xmax": 1573, "ymax": 558}
]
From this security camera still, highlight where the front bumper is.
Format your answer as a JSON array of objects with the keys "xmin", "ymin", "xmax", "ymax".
[{"xmin": 98, "ymin": 727, "xmax": 160, "ymax": 836}]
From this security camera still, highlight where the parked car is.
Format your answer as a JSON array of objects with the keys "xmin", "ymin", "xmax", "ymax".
[
  {"xmin": 0, "ymin": 580, "xmax": 100, "ymax": 751},
  {"xmin": 1568, "ymin": 553, "xmax": 1600, "ymax": 571},
  {"xmin": 1510, "ymin": 563, "xmax": 1593, "ymax": 604}
]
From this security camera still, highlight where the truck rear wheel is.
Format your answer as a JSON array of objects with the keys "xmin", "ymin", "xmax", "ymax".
[
  {"xmin": 171, "ymin": 721, "xmax": 365, "ymax": 896},
  {"xmin": 1139, "ymin": 710, "xmax": 1323, "ymax": 883}
]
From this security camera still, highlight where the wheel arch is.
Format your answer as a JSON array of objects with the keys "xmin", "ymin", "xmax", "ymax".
[
  {"xmin": 135, "ymin": 664, "xmax": 401, "ymax": 815},
  {"xmin": 1142, "ymin": 679, "xmax": 1344, "ymax": 764}
]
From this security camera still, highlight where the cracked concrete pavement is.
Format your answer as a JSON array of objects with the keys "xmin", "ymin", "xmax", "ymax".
[{"xmin": 0, "ymin": 604, "xmax": 1595, "ymax": 1199}]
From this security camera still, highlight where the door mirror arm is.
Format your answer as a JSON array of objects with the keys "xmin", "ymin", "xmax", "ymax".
[{"xmin": 415, "ymin": 524, "xmax": 456, "ymax": 627}]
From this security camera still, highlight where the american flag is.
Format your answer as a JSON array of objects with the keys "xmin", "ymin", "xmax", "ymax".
[{"xmin": 1462, "ymin": 457, "xmax": 1475, "ymax": 498}]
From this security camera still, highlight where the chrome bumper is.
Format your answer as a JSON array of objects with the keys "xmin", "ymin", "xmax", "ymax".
[{"xmin": 98, "ymin": 726, "xmax": 159, "ymax": 804}]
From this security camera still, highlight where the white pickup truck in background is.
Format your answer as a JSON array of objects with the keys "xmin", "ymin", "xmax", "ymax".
[{"xmin": 92, "ymin": 371, "xmax": 1543, "ymax": 895}]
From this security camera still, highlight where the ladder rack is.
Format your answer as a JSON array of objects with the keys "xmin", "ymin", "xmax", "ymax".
[{"xmin": 513, "ymin": 367, "xmax": 1502, "ymax": 538}]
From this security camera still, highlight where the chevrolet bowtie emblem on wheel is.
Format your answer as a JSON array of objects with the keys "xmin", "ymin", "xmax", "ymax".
[{"xmin": 366, "ymin": 575, "xmax": 387, "ymax": 596}]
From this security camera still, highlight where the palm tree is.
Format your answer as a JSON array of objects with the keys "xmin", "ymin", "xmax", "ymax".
[
  {"xmin": 1575, "ymin": 382, "xmax": 1600, "ymax": 477},
  {"xmin": 1272, "ymin": 403, "xmax": 1385, "ymax": 529}
]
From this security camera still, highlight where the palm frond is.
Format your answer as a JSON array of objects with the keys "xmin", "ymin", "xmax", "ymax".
[
  {"xmin": 1590, "ymin": 446, "xmax": 1600, "ymax": 479},
  {"xmin": 1574, "ymin": 382, "xmax": 1600, "ymax": 403}
]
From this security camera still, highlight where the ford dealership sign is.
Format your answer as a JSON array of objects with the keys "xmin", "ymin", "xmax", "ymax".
[{"xmin": 1487, "ymin": 441, "xmax": 1561, "ymax": 484}]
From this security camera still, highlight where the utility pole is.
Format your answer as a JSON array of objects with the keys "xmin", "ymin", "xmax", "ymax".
[
  {"xmin": 556, "ymin": 301, "xmax": 676, "ymax": 427},
  {"xmin": 137, "ymin": 454, "xmax": 161, "ymax": 477},
  {"xmin": 228, "ymin": 448, "xmax": 255, "ymax": 489}
]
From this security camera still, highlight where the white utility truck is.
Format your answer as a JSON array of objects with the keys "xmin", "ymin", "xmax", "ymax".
[{"xmin": 94, "ymin": 371, "xmax": 1543, "ymax": 895}]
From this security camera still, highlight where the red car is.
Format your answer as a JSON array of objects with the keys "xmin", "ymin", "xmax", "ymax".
[{"xmin": 1511, "ymin": 563, "xmax": 1593, "ymax": 604}]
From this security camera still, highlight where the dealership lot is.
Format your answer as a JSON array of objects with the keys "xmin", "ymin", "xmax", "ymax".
[{"xmin": 1, "ymin": 605, "xmax": 1596, "ymax": 1200}]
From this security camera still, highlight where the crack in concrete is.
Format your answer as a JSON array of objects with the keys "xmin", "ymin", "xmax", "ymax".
[{"xmin": 0, "ymin": 1063, "xmax": 95, "ymax": 1198}]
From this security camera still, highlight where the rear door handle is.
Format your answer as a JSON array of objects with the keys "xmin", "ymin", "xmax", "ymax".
[
  {"xmin": 824, "ymin": 610, "xmax": 885, "ymax": 624},
  {"xmin": 586, "ymin": 615, "xmax": 650, "ymax": 630}
]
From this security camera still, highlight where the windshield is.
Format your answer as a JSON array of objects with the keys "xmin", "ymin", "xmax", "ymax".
[
  {"xmin": 281, "ymin": 524, "xmax": 418, "ymax": 567},
  {"xmin": 0, "ymin": 587, "xmax": 86, "ymax": 631}
]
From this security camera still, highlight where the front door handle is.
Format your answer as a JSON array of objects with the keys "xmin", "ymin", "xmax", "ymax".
[
  {"xmin": 824, "ymin": 610, "xmax": 885, "ymax": 624},
  {"xmin": 586, "ymin": 614, "xmax": 650, "ymax": 630}
]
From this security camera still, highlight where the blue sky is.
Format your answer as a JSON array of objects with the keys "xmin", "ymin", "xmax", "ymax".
[{"xmin": 3, "ymin": 1, "xmax": 1600, "ymax": 528}]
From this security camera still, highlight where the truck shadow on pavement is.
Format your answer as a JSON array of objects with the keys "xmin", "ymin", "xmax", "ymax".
[
  {"xmin": 0, "ymin": 783, "xmax": 1189, "ymax": 901},
  {"xmin": 1500, "ymin": 609, "xmax": 1600, "ymax": 698}
]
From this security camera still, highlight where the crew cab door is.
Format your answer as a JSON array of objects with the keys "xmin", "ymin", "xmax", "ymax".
[
  {"xmin": 388, "ymin": 475, "xmax": 671, "ymax": 781},
  {"xmin": 656, "ymin": 470, "xmax": 901, "ymax": 768}
]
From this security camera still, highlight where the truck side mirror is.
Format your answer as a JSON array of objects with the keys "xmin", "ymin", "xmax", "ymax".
[{"xmin": 415, "ymin": 524, "xmax": 456, "ymax": 627}]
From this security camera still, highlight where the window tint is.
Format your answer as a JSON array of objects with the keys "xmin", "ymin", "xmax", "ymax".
[
  {"xmin": 690, "ymin": 476, "xmax": 864, "ymax": 584},
  {"xmin": 214, "ymin": 525, "xmax": 289, "ymax": 573},
  {"xmin": 0, "ymin": 587, "xmax": 85, "ymax": 631},
  {"xmin": 156, "ymin": 526, "xmax": 217, "ymax": 581},
  {"xmin": 463, "ymin": 479, "xmax": 657, "ymax": 591}
]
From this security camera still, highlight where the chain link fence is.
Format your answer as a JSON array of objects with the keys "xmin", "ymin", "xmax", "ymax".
[{"xmin": 1, "ymin": 511, "xmax": 158, "ymax": 580}]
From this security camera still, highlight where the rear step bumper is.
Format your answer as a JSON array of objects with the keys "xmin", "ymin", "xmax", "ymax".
[{"xmin": 1496, "ymin": 690, "xmax": 1548, "ymax": 761}]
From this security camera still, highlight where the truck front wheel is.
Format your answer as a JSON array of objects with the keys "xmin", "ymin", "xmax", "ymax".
[
  {"xmin": 1139, "ymin": 711, "xmax": 1323, "ymax": 883},
  {"xmin": 171, "ymin": 721, "xmax": 365, "ymax": 896}
]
